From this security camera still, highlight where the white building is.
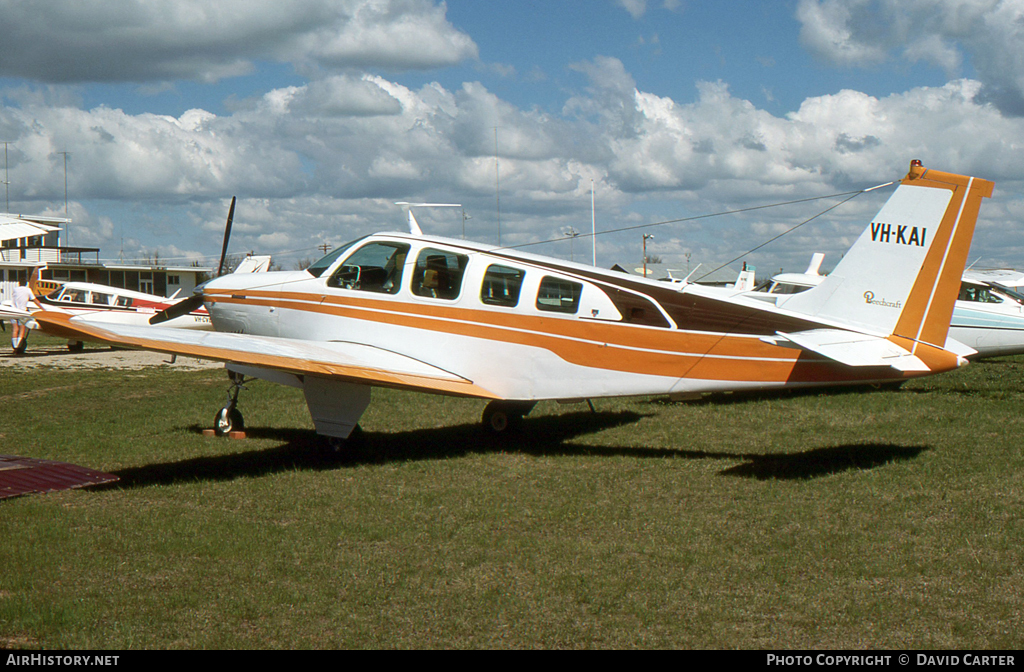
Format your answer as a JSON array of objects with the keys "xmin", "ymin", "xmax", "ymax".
[{"xmin": 0, "ymin": 213, "xmax": 211, "ymax": 303}]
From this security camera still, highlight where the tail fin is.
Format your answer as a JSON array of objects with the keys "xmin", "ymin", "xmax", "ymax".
[{"xmin": 779, "ymin": 160, "xmax": 993, "ymax": 348}]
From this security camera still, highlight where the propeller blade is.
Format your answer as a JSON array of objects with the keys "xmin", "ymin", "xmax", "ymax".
[
  {"xmin": 151, "ymin": 197, "xmax": 235, "ymax": 325},
  {"xmin": 149, "ymin": 294, "xmax": 204, "ymax": 325},
  {"xmin": 217, "ymin": 196, "xmax": 236, "ymax": 277}
]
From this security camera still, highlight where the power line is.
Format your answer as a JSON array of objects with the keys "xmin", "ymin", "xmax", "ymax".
[{"xmin": 497, "ymin": 186, "xmax": 884, "ymax": 252}]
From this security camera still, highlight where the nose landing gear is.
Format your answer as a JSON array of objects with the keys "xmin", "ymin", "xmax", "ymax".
[{"xmin": 214, "ymin": 371, "xmax": 247, "ymax": 436}]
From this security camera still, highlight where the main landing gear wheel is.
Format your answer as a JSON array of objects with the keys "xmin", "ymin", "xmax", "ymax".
[
  {"xmin": 214, "ymin": 405, "xmax": 244, "ymax": 436},
  {"xmin": 482, "ymin": 401, "xmax": 535, "ymax": 435},
  {"xmin": 318, "ymin": 426, "xmax": 364, "ymax": 458}
]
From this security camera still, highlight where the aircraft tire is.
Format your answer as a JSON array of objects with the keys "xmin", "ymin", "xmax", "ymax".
[
  {"xmin": 318, "ymin": 426, "xmax": 363, "ymax": 458},
  {"xmin": 214, "ymin": 406, "xmax": 244, "ymax": 436},
  {"xmin": 482, "ymin": 401, "xmax": 534, "ymax": 435},
  {"xmin": 67, "ymin": 341, "xmax": 84, "ymax": 353}
]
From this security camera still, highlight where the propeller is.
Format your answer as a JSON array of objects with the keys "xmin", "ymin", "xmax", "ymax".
[{"xmin": 150, "ymin": 197, "xmax": 235, "ymax": 325}]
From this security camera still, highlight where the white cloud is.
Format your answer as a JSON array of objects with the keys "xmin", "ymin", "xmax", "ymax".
[
  {"xmin": 796, "ymin": 0, "xmax": 1024, "ymax": 114},
  {"xmin": 617, "ymin": 0, "xmax": 648, "ymax": 20},
  {"xmin": 0, "ymin": 0, "xmax": 478, "ymax": 83},
  {"xmin": 287, "ymin": 75, "xmax": 404, "ymax": 117},
  {"xmin": 3, "ymin": 51, "xmax": 1024, "ymax": 272}
]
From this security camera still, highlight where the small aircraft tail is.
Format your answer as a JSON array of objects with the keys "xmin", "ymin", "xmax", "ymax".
[{"xmin": 779, "ymin": 161, "xmax": 994, "ymax": 352}]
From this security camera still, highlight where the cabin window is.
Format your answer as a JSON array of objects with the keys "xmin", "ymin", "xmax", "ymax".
[
  {"xmin": 958, "ymin": 284, "xmax": 1003, "ymax": 304},
  {"xmin": 769, "ymin": 282, "xmax": 811, "ymax": 295},
  {"xmin": 536, "ymin": 276, "xmax": 582, "ymax": 314},
  {"xmin": 327, "ymin": 241, "xmax": 410, "ymax": 294},
  {"xmin": 63, "ymin": 288, "xmax": 87, "ymax": 303},
  {"xmin": 411, "ymin": 248, "xmax": 468, "ymax": 300},
  {"xmin": 481, "ymin": 265, "xmax": 525, "ymax": 307},
  {"xmin": 91, "ymin": 292, "xmax": 112, "ymax": 306}
]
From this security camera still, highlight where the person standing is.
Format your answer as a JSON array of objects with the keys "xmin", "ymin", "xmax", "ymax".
[{"xmin": 11, "ymin": 278, "xmax": 38, "ymax": 354}]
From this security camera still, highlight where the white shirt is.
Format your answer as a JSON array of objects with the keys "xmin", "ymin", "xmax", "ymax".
[{"xmin": 13, "ymin": 285, "xmax": 34, "ymax": 311}]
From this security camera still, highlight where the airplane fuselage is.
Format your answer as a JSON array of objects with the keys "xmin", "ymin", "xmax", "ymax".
[
  {"xmin": 201, "ymin": 232, "xmax": 933, "ymax": 402},
  {"xmin": 31, "ymin": 162, "xmax": 994, "ymax": 441}
]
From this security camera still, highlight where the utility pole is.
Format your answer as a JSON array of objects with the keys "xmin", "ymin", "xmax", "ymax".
[
  {"xmin": 642, "ymin": 233, "xmax": 655, "ymax": 277},
  {"xmin": 564, "ymin": 227, "xmax": 579, "ymax": 262}
]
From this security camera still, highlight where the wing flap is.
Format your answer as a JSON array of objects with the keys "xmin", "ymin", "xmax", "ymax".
[
  {"xmin": 34, "ymin": 311, "xmax": 498, "ymax": 399},
  {"xmin": 764, "ymin": 329, "xmax": 930, "ymax": 372}
]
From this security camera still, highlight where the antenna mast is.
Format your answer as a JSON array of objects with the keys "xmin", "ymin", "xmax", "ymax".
[
  {"xmin": 2, "ymin": 142, "xmax": 9, "ymax": 213},
  {"xmin": 58, "ymin": 151, "xmax": 70, "ymax": 245},
  {"xmin": 494, "ymin": 126, "xmax": 500, "ymax": 245},
  {"xmin": 591, "ymin": 179, "xmax": 596, "ymax": 266}
]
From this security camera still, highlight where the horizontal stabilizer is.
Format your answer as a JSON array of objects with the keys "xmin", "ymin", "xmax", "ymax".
[
  {"xmin": 763, "ymin": 329, "xmax": 930, "ymax": 372},
  {"xmin": 943, "ymin": 336, "xmax": 978, "ymax": 360}
]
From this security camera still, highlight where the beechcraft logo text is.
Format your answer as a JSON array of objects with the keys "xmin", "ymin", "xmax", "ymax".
[
  {"xmin": 864, "ymin": 291, "xmax": 901, "ymax": 309},
  {"xmin": 870, "ymin": 222, "xmax": 927, "ymax": 246}
]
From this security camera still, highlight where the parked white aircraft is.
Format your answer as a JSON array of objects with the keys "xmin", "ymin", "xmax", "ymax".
[
  {"xmin": 1, "ymin": 199, "xmax": 272, "ymax": 351},
  {"xmin": 37, "ymin": 254, "xmax": 269, "ymax": 325},
  {"xmin": 32, "ymin": 162, "xmax": 993, "ymax": 446},
  {"xmin": 0, "ymin": 256, "xmax": 272, "ymax": 349},
  {"xmin": 756, "ymin": 257, "xmax": 1024, "ymax": 359}
]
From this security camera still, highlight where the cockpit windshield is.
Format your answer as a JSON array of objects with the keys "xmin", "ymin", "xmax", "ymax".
[
  {"xmin": 305, "ymin": 237, "xmax": 365, "ymax": 278},
  {"xmin": 994, "ymin": 284, "xmax": 1024, "ymax": 305}
]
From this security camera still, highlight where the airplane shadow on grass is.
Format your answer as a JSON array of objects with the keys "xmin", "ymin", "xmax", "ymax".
[{"xmin": 93, "ymin": 409, "xmax": 929, "ymax": 492}]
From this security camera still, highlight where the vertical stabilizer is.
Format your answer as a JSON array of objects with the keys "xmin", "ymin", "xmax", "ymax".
[{"xmin": 779, "ymin": 161, "xmax": 994, "ymax": 348}]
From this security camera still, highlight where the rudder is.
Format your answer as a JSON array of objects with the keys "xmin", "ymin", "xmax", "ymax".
[{"xmin": 779, "ymin": 161, "xmax": 994, "ymax": 349}]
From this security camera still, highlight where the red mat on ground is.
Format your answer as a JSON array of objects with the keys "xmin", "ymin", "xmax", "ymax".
[{"xmin": 0, "ymin": 455, "xmax": 118, "ymax": 500}]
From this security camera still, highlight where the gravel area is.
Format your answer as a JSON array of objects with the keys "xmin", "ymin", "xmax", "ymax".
[{"xmin": 0, "ymin": 345, "xmax": 221, "ymax": 370}]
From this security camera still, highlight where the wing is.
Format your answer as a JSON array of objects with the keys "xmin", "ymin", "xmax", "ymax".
[
  {"xmin": 34, "ymin": 311, "xmax": 498, "ymax": 399},
  {"xmin": 0, "ymin": 305, "xmax": 33, "ymax": 322},
  {"xmin": 762, "ymin": 329, "xmax": 931, "ymax": 372}
]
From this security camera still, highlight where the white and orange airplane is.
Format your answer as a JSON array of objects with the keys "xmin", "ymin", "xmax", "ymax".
[{"xmin": 32, "ymin": 161, "xmax": 993, "ymax": 446}]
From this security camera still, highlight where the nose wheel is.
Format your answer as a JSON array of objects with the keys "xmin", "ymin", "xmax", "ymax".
[
  {"xmin": 214, "ymin": 405, "xmax": 244, "ymax": 435},
  {"xmin": 214, "ymin": 371, "xmax": 248, "ymax": 436}
]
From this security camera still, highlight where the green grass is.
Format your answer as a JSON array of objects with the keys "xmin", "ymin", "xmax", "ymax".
[{"xmin": 1, "ymin": 351, "xmax": 1023, "ymax": 649}]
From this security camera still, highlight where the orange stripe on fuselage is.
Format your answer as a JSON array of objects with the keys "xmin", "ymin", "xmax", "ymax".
[{"xmin": 205, "ymin": 289, "xmax": 916, "ymax": 386}]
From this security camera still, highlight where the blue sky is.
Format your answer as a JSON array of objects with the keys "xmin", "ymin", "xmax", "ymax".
[{"xmin": 0, "ymin": 0, "xmax": 1021, "ymax": 278}]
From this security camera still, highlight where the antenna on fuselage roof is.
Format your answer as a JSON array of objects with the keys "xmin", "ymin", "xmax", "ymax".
[{"xmin": 394, "ymin": 202, "xmax": 461, "ymax": 236}]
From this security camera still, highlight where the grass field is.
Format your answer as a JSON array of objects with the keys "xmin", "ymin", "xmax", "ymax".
[{"xmin": 1, "ymin": 344, "xmax": 1022, "ymax": 649}]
